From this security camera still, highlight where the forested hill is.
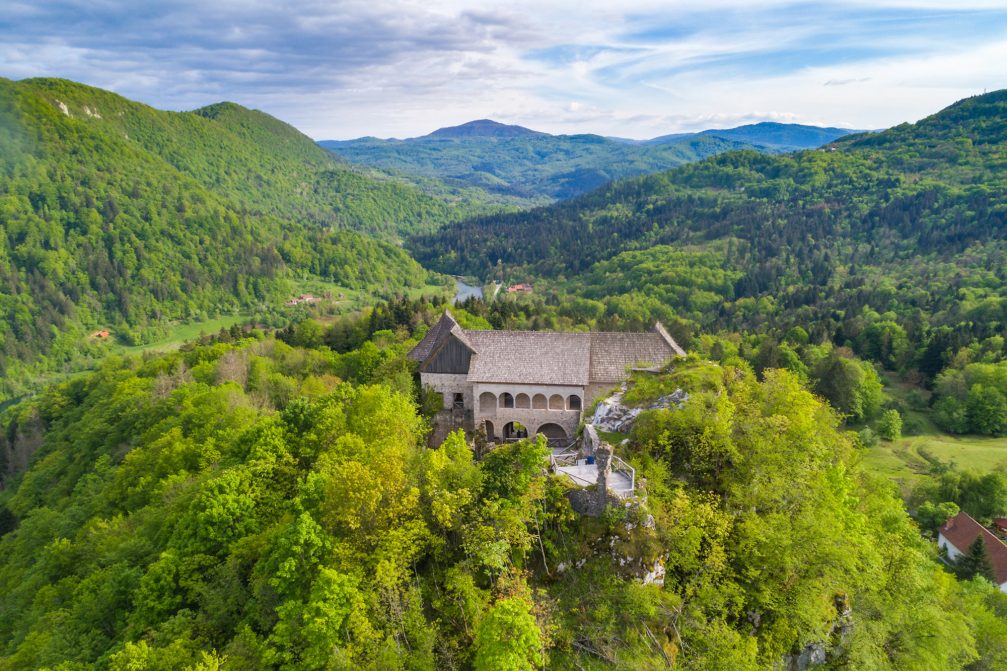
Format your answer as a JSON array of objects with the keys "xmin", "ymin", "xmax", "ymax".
[
  {"xmin": 0, "ymin": 78, "xmax": 455, "ymax": 393},
  {"xmin": 1, "ymin": 320, "xmax": 1005, "ymax": 669},
  {"xmin": 409, "ymin": 90, "xmax": 1007, "ymax": 381},
  {"xmin": 322, "ymin": 127, "xmax": 768, "ymax": 205},
  {"xmin": 6, "ymin": 78, "xmax": 478, "ymax": 239}
]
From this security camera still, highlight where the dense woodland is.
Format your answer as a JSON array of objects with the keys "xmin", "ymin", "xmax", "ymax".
[
  {"xmin": 322, "ymin": 120, "xmax": 855, "ymax": 206},
  {"xmin": 0, "ymin": 78, "xmax": 484, "ymax": 396},
  {"xmin": 3, "ymin": 74, "xmax": 1007, "ymax": 670},
  {"xmin": 1, "ymin": 313, "xmax": 1007, "ymax": 670},
  {"xmin": 410, "ymin": 90, "xmax": 1007, "ymax": 431},
  {"xmin": 323, "ymin": 128, "xmax": 762, "ymax": 205}
]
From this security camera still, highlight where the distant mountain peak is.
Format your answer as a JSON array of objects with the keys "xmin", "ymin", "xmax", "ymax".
[{"xmin": 427, "ymin": 119, "xmax": 544, "ymax": 139}]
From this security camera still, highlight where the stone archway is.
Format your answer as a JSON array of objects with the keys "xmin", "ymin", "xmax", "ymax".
[
  {"xmin": 503, "ymin": 421, "xmax": 527, "ymax": 440},
  {"xmin": 532, "ymin": 394, "xmax": 548, "ymax": 410},
  {"xmin": 515, "ymin": 393, "xmax": 531, "ymax": 409},
  {"xmin": 484, "ymin": 420, "xmax": 496, "ymax": 441},
  {"xmin": 501, "ymin": 392, "xmax": 515, "ymax": 409},
  {"xmin": 479, "ymin": 391, "xmax": 497, "ymax": 414},
  {"xmin": 567, "ymin": 394, "xmax": 582, "ymax": 411},
  {"xmin": 549, "ymin": 394, "xmax": 565, "ymax": 410},
  {"xmin": 536, "ymin": 423, "xmax": 567, "ymax": 441}
]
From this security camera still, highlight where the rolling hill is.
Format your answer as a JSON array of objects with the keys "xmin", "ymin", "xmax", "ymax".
[
  {"xmin": 320, "ymin": 119, "xmax": 858, "ymax": 205},
  {"xmin": 0, "ymin": 77, "xmax": 468, "ymax": 396},
  {"xmin": 409, "ymin": 90, "xmax": 1007, "ymax": 381},
  {"xmin": 645, "ymin": 121, "xmax": 860, "ymax": 150}
]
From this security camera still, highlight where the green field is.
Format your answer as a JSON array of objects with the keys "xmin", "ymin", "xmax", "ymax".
[
  {"xmin": 111, "ymin": 279, "xmax": 451, "ymax": 357},
  {"xmin": 861, "ymin": 379, "xmax": 1007, "ymax": 496},
  {"xmin": 117, "ymin": 314, "xmax": 251, "ymax": 355}
]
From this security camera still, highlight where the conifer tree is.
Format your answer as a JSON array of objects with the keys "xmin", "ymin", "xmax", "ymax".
[{"xmin": 959, "ymin": 536, "xmax": 996, "ymax": 582}]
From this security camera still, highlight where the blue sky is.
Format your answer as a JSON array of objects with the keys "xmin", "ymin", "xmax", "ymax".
[{"xmin": 2, "ymin": 1, "xmax": 1006, "ymax": 139}]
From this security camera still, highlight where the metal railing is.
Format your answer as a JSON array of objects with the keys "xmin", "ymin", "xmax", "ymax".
[
  {"xmin": 549, "ymin": 447, "xmax": 579, "ymax": 469},
  {"xmin": 610, "ymin": 455, "xmax": 636, "ymax": 497}
]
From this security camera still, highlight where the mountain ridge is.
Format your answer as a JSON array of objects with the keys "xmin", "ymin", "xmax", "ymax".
[
  {"xmin": 320, "ymin": 119, "xmax": 862, "ymax": 204},
  {"xmin": 427, "ymin": 118, "xmax": 543, "ymax": 139},
  {"xmin": 0, "ymin": 77, "xmax": 467, "ymax": 396},
  {"xmin": 408, "ymin": 88, "xmax": 1007, "ymax": 380}
]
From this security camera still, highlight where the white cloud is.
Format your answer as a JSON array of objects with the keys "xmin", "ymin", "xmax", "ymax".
[{"xmin": 0, "ymin": 0, "xmax": 1004, "ymax": 138}]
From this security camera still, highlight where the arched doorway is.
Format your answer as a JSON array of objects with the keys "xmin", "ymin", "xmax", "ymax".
[
  {"xmin": 501, "ymin": 392, "xmax": 515, "ymax": 409},
  {"xmin": 536, "ymin": 423, "xmax": 567, "ymax": 442},
  {"xmin": 567, "ymin": 394, "xmax": 582, "ymax": 411},
  {"xmin": 484, "ymin": 420, "xmax": 496, "ymax": 442},
  {"xmin": 503, "ymin": 421, "xmax": 528, "ymax": 441}
]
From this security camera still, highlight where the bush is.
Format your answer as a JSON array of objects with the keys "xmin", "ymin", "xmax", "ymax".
[
  {"xmin": 877, "ymin": 409, "xmax": 903, "ymax": 441},
  {"xmin": 858, "ymin": 427, "xmax": 879, "ymax": 449}
]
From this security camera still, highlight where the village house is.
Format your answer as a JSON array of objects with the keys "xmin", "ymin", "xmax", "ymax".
[
  {"xmin": 408, "ymin": 311, "xmax": 686, "ymax": 445},
  {"xmin": 506, "ymin": 283, "xmax": 533, "ymax": 294},
  {"xmin": 286, "ymin": 293, "xmax": 320, "ymax": 306},
  {"xmin": 938, "ymin": 511, "xmax": 1007, "ymax": 591}
]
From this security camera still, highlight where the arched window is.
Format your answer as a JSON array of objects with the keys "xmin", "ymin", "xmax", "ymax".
[
  {"xmin": 567, "ymin": 395, "xmax": 582, "ymax": 411},
  {"xmin": 532, "ymin": 394, "xmax": 548, "ymax": 410},
  {"xmin": 479, "ymin": 391, "xmax": 497, "ymax": 413},
  {"xmin": 502, "ymin": 392, "xmax": 515, "ymax": 409},
  {"xmin": 549, "ymin": 394, "xmax": 565, "ymax": 410},
  {"xmin": 515, "ymin": 393, "xmax": 531, "ymax": 409}
]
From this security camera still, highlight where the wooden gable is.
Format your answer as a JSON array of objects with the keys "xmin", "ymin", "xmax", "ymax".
[{"xmin": 422, "ymin": 333, "xmax": 473, "ymax": 374}]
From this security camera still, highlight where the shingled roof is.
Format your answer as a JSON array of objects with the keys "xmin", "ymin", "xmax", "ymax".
[
  {"xmin": 589, "ymin": 331, "xmax": 680, "ymax": 383},
  {"xmin": 466, "ymin": 331, "xmax": 592, "ymax": 386},
  {"xmin": 939, "ymin": 511, "xmax": 1007, "ymax": 585},
  {"xmin": 408, "ymin": 311, "xmax": 685, "ymax": 386},
  {"xmin": 407, "ymin": 311, "xmax": 461, "ymax": 362}
]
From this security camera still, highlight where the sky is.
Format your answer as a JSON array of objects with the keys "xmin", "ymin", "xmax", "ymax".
[{"xmin": 2, "ymin": 1, "xmax": 1007, "ymax": 140}]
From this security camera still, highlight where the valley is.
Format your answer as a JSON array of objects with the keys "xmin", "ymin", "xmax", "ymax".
[
  {"xmin": 321, "ymin": 119, "xmax": 858, "ymax": 206},
  {"xmin": 4, "ymin": 68, "xmax": 1007, "ymax": 670}
]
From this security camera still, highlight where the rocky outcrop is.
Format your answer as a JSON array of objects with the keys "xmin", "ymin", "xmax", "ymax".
[
  {"xmin": 591, "ymin": 386, "xmax": 689, "ymax": 433},
  {"xmin": 782, "ymin": 594, "xmax": 853, "ymax": 671},
  {"xmin": 556, "ymin": 500, "xmax": 666, "ymax": 585}
]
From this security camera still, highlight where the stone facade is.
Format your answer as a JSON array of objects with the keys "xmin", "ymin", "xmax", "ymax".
[{"xmin": 408, "ymin": 311, "xmax": 685, "ymax": 445}]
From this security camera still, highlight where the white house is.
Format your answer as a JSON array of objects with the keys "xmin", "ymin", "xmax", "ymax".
[{"xmin": 938, "ymin": 511, "xmax": 1007, "ymax": 591}]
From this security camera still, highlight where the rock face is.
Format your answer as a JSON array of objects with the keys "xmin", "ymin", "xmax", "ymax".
[
  {"xmin": 591, "ymin": 386, "xmax": 689, "ymax": 433},
  {"xmin": 781, "ymin": 594, "xmax": 854, "ymax": 671}
]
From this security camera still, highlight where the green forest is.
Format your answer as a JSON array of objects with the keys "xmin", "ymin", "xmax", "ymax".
[
  {"xmin": 0, "ymin": 78, "xmax": 486, "ymax": 398},
  {"xmin": 321, "ymin": 120, "xmax": 855, "ymax": 206},
  {"xmin": 4, "ymin": 73, "xmax": 1007, "ymax": 671},
  {"xmin": 410, "ymin": 90, "xmax": 1007, "ymax": 433},
  {"xmin": 2, "ymin": 307, "xmax": 1007, "ymax": 670},
  {"xmin": 323, "ymin": 130, "xmax": 762, "ymax": 205}
]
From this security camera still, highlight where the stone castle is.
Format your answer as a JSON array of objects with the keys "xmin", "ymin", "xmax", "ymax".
[{"xmin": 408, "ymin": 311, "xmax": 686, "ymax": 445}]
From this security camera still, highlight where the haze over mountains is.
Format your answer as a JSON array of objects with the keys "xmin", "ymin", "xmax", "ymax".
[{"xmin": 321, "ymin": 119, "xmax": 860, "ymax": 205}]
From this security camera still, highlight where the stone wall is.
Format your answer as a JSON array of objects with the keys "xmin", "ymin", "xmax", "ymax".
[
  {"xmin": 427, "ymin": 408, "xmax": 474, "ymax": 447},
  {"xmin": 420, "ymin": 373, "xmax": 474, "ymax": 410}
]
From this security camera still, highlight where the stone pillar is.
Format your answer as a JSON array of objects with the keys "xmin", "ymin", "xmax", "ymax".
[
  {"xmin": 595, "ymin": 442, "xmax": 612, "ymax": 511},
  {"xmin": 583, "ymin": 424, "xmax": 599, "ymax": 456}
]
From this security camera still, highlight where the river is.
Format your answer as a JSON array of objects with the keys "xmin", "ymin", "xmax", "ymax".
[{"xmin": 454, "ymin": 278, "xmax": 483, "ymax": 304}]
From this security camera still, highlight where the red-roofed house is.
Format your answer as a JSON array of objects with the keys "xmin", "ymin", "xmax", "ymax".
[{"xmin": 938, "ymin": 511, "xmax": 1007, "ymax": 591}]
